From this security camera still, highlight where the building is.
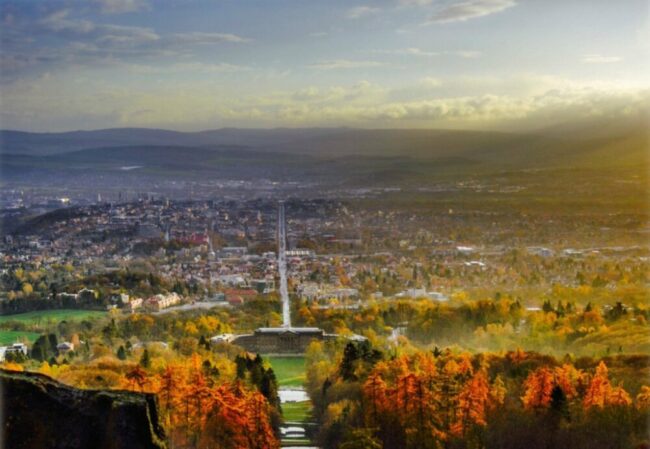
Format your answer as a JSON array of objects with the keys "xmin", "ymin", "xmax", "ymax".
[
  {"xmin": 250, "ymin": 278, "xmax": 275, "ymax": 294},
  {"xmin": 231, "ymin": 327, "xmax": 339, "ymax": 354},
  {"xmin": 218, "ymin": 247, "xmax": 248, "ymax": 258},
  {"xmin": 125, "ymin": 297, "xmax": 143, "ymax": 313},
  {"xmin": 210, "ymin": 334, "xmax": 236, "ymax": 345},
  {"xmin": 0, "ymin": 343, "xmax": 28, "ymax": 361},
  {"xmin": 57, "ymin": 342, "xmax": 74, "ymax": 355},
  {"xmin": 144, "ymin": 292, "xmax": 181, "ymax": 312},
  {"xmin": 285, "ymin": 249, "xmax": 315, "ymax": 257},
  {"xmin": 224, "ymin": 289, "xmax": 257, "ymax": 304},
  {"xmin": 206, "ymin": 292, "xmax": 226, "ymax": 302}
]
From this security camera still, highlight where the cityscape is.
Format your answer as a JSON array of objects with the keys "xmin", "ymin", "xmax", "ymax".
[{"xmin": 1, "ymin": 1, "xmax": 649, "ymax": 449}]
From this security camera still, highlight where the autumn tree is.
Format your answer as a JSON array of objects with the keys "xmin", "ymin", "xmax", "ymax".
[{"xmin": 583, "ymin": 362, "xmax": 632, "ymax": 409}]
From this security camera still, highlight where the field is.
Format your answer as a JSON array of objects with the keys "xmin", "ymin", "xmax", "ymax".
[
  {"xmin": 266, "ymin": 356, "xmax": 307, "ymax": 387},
  {"xmin": 281, "ymin": 401, "xmax": 311, "ymax": 422},
  {"xmin": 0, "ymin": 309, "xmax": 106, "ymax": 325},
  {"xmin": 0, "ymin": 330, "xmax": 40, "ymax": 345}
]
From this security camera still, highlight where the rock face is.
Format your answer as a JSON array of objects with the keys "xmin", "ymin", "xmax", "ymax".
[{"xmin": 1, "ymin": 369, "xmax": 166, "ymax": 449}]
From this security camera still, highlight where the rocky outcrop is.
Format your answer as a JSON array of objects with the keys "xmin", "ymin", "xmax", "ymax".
[{"xmin": 1, "ymin": 369, "xmax": 166, "ymax": 449}]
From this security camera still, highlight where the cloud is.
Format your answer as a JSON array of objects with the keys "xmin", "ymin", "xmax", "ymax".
[
  {"xmin": 375, "ymin": 48, "xmax": 440, "ymax": 57},
  {"xmin": 209, "ymin": 82, "xmax": 648, "ymax": 131},
  {"xmin": 375, "ymin": 48, "xmax": 481, "ymax": 58},
  {"xmin": 456, "ymin": 50, "xmax": 481, "ymax": 58},
  {"xmin": 398, "ymin": 0, "xmax": 434, "ymax": 5},
  {"xmin": 170, "ymin": 32, "xmax": 251, "ymax": 44},
  {"xmin": 95, "ymin": 0, "xmax": 149, "ymax": 14},
  {"xmin": 127, "ymin": 62, "xmax": 250, "ymax": 74},
  {"xmin": 40, "ymin": 9, "xmax": 96, "ymax": 34},
  {"xmin": 2, "ymin": 71, "xmax": 647, "ymax": 131},
  {"xmin": 426, "ymin": 0, "xmax": 516, "ymax": 24},
  {"xmin": 420, "ymin": 77, "xmax": 443, "ymax": 88},
  {"xmin": 582, "ymin": 54, "xmax": 622, "ymax": 64},
  {"xmin": 308, "ymin": 59, "xmax": 386, "ymax": 70},
  {"xmin": 345, "ymin": 6, "xmax": 380, "ymax": 19},
  {"xmin": 40, "ymin": 9, "xmax": 160, "ymax": 43},
  {"xmin": 0, "ymin": 7, "xmax": 250, "ymax": 81}
]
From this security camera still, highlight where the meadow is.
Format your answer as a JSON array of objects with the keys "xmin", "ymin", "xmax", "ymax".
[
  {"xmin": 0, "ymin": 309, "xmax": 106, "ymax": 325},
  {"xmin": 0, "ymin": 330, "xmax": 40, "ymax": 345},
  {"xmin": 281, "ymin": 401, "xmax": 311, "ymax": 422},
  {"xmin": 266, "ymin": 356, "xmax": 307, "ymax": 387}
]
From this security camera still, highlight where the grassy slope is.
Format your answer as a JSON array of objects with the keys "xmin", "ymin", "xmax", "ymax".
[
  {"xmin": 265, "ymin": 356, "xmax": 313, "ymax": 424},
  {"xmin": 0, "ymin": 330, "xmax": 40, "ymax": 345},
  {"xmin": 281, "ymin": 401, "xmax": 311, "ymax": 422},
  {"xmin": 266, "ymin": 356, "xmax": 307, "ymax": 387},
  {"xmin": 0, "ymin": 309, "xmax": 106, "ymax": 324}
]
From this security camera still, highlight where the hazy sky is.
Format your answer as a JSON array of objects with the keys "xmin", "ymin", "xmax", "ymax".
[{"xmin": 1, "ymin": 0, "xmax": 648, "ymax": 131}]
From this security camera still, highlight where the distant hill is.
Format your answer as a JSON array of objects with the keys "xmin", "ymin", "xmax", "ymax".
[
  {"xmin": 0, "ymin": 127, "xmax": 352, "ymax": 156},
  {"xmin": 1, "ymin": 117, "xmax": 646, "ymax": 184},
  {"xmin": 0, "ymin": 144, "xmax": 318, "ymax": 182}
]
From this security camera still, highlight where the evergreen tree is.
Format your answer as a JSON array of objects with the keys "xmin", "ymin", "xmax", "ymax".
[
  {"xmin": 235, "ymin": 354, "xmax": 247, "ymax": 379},
  {"xmin": 139, "ymin": 348, "xmax": 151, "ymax": 368},
  {"xmin": 542, "ymin": 300, "xmax": 554, "ymax": 313},
  {"xmin": 340, "ymin": 342, "xmax": 360, "ymax": 381},
  {"xmin": 550, "ymin": 385, "xmax": 569, "ymax": 421},
  {"xmin": 199, "ymin": 335, "xmax": 210, "ymax": 350}
]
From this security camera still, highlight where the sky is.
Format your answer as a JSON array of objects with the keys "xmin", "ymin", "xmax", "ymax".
[{"xmin": 0, "ymin": 0, "xmax": 648, "ymax": 131}]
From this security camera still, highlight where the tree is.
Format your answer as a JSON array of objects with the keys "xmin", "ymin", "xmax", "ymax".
[
  {"xmin": 549, "ymin": 385, "xmax": 569, "ymax": 421},
  {"xmin": 126, "ymin": 365, "xmax": 148, "ymax": 391},
  {"xmin": 139, "ymin": 348, "xmax": 151, "ymax": 369},
  {"xmin": 340, "ymin": 429, "xmax": 382, "ymax": 449},
  {"xmin": 116, "ymin": 345, "xmax": 127, "ymax": 360},
  {"xmin": 31, "ymin": 334, "xmax": 58, "ymax": 362},
  {"xmin": 583, "ymin": 361, "xmax": 631, "ymax": 409},
  {"xmin": 21, "ymin": 283, "xmax": 33, "ymax": 295},
  {"xmin": 451, "ymin": 369, "xmax": 491, "ymax": 436},
  {"xmin": 522, "ymin": 367, "xmax": 556, "ymax": 409},
  {"xmin": 635, "ymin": 386, "xmax": 650, "ymax": 409},
  {"xmin": 340, "ymin": 342, "xmax": 359, "ymax": 381}
]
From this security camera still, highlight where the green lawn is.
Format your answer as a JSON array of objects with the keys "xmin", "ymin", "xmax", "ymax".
[
  {"xmin": 280, "ymin": 438, "xmax": 312, "ymax": 447},
  {"xmin": 266, "ymin": 356, "xmax": 306, "ymax": 387},
  {"xmin": 0, "ymin": 309, "xmax": 106, "ymax": 325},
  {"xmin": 281, "ymin": 400, "xmax": 311, "ymax": 422},
  {"xmin": 0, "ymin": 330, "xmax": 40, "ymax": 345}
]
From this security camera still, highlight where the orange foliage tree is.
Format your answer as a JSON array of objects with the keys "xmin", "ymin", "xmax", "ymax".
[
  {"xmin": 583, "ymin": 361, "xmax": 631, "ymax": 409},
  {"xmin": 360, "ymin": 353, "xmax": 505, "ymax": 449},
  {"xmin": 120, "ymin": 354, "xmax": 279, "ymax": 449}
]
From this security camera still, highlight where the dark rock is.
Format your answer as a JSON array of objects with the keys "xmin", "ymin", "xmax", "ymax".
[{"xmin": 1, "ymin": 369, "xmax": 166, "ymax": 449}]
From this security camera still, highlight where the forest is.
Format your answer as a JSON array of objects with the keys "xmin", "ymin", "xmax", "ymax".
[{"xmin": 304, "ymin": 341, "xmax": 649, "ymax": 449}]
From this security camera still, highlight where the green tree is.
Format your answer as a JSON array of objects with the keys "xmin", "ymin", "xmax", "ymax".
[
  {"xmin": 139, "ymin": 348, "xmax": 151, "ymax": 368},
  {"xmin": 340, "ymin": 342, "xmax": 360, "ymax": 381}
]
